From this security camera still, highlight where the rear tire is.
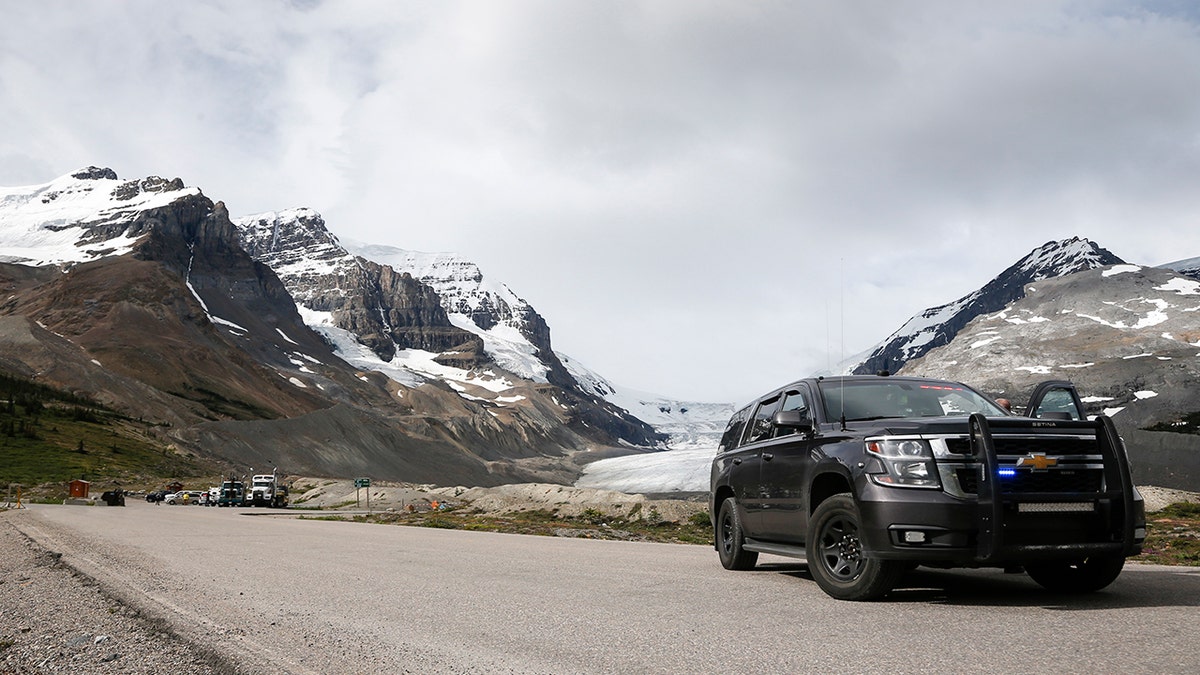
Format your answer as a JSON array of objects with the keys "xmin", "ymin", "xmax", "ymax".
[
  {"xmin": 807, "ymin": 494, "xmax": 903, "ymax": 601},
  {"xmin": 716, "ymin": 497, "xmax": 758, "ymax": 570},
  {"xmin": 1025, "ymin": 553, "xmax": 1125, "ymax": 593}
]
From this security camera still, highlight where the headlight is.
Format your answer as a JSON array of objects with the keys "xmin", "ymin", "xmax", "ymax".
[{"xmin": 866, "ymin": 438, "xmax": 941, "ymax": 489}]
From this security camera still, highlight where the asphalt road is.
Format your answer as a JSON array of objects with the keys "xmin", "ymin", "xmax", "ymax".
[{"xmin": 9, "ymin": 501, "xmax": 1200, "ymax": 674}]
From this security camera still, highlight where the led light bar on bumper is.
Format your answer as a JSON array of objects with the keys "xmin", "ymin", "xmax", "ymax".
[{"xmin": 866, "ymin": 437, "xmax": 941, "ymax": 489}]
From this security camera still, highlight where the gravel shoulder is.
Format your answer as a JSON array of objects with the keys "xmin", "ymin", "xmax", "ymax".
[{"xmin": 0, "ymin": 518, "xmax": 235, "ymax": 675}]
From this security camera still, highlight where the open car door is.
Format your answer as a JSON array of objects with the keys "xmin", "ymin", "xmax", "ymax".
[{"xmin": 1026, "ymin": 380, "xmax": 1087, "ymax": 420}]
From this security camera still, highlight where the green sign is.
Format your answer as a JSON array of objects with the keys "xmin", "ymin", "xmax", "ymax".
[{"xmin": 354, "ymin": 478, "xmax": 370, "ymax": 488}]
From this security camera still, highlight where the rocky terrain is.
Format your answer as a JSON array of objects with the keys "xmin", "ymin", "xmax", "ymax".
[
  {"xmin": 903, "ymin": 264, "xmax": 1200, "ymax": 490},
  {"xmin": 288, "ymin": 477, "xmax": 707, "ymax": 523}
]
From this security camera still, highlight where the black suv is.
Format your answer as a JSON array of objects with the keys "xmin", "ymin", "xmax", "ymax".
[{"xmin": 710, "ymin": 375, "xmax": 1145, "ymax": 600}]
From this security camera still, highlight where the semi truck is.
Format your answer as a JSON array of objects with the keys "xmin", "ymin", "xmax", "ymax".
[{"xmin": 248, "ymin": 473, "xmax": 289, "ymax": 508}]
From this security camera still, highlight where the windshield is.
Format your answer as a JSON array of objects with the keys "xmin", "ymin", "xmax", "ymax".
[{"xmin": 818, "ymin": 379, "xmax": 1006, "ymax": 422}]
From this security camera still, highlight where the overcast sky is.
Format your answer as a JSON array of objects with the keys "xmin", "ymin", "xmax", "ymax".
[{"xmin": 4, "ymin": 1, "xmax": 1200, "ymax": 404}]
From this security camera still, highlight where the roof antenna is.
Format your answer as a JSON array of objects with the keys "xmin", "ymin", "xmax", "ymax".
[{"xmin": 840, "ymin": 257, "xmax": 848, "ymax": 431}]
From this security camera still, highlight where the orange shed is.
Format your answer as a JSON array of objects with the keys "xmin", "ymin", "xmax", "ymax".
[{"xmin": 68, "ymin": 479, "xmax": 90, "ymax": 499}]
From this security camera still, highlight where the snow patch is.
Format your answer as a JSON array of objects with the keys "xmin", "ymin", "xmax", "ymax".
[
  {"xmin": 1102, "ymin": 264, "xmax": 1142, "ymax": 277},
  {"xmin": 1154, "ymin": 277, "xmax": 1200, "ymax": 295},
  {"xmin": 970, "ymin": 334, "xmax": 1003, "ymax": 349}
]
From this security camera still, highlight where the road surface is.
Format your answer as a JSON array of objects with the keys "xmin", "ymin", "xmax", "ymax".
[{"xmin": 6, "ymin": 501, "xmax": 1199, "ymax": 674}]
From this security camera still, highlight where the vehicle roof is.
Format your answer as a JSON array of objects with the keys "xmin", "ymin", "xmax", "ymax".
[{"xmin": 738, "ymin": 374, "xmax": 972, "ymax": 408}]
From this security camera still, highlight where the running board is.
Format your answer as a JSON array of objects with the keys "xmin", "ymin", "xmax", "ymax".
[{"xmin": 743, "ymin": 538, "xmax": 807, "ymax": 560}]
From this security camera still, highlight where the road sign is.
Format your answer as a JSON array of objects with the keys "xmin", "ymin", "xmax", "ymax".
[{"xmin": 354, "ymin": 478, "xmax": 370, "ymax": 488}]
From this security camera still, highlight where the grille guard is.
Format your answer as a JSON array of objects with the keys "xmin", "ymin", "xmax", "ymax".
[{"xmin": 968, "ymin": 413, "xmax": 1139, "ymax": 563}]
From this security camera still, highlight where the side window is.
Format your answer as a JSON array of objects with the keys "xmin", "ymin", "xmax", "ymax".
[
  {"xmin": 1033, "ymin": 388, "xmax": 1083, "ymax": 420},
  {"xmin": 774, "ymin": 390, "xmax": 811, "ymax": 438},
  {"xmin": 743, "ymin": 395, "xmax": 782, "ymax": 445},
  {"xmin": 719, "ymin": 407, "xmax": 750, "ymax": 452}
]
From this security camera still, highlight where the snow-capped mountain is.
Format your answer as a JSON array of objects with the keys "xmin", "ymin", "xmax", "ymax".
[
  {"xmin": 0, "ymin": 167, "xmax": 674, "ymax": 486},
  {"xmin": 232, "ymin": 208, "xmax": 665, "ymax": 448},
  {"xmin": 852, "ymin": 237, "xmax": 1125, "ymax": 375},
  {"xmin": 0, "ymin": 167, "xmax": 199, "ymax": 266},
  {"xmin": 234, "ymin": 209, "xmax": 555, "ymax": 382},
  {"xmin": 902, "ymin": 263, "xmax": 1200, "ymax": 490},
  {"xmin": 1160, "ymin": 255, "xmax": 1200, "ymax": 281},
  {"xmin": 343, "ymin": 241, "xmax": 562, "ymax": 385}
]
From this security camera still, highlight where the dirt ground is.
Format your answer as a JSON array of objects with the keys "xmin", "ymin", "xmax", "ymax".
[
  {"xmin": 287, "ymin": 477, "xmax": 1197, "ymax": 521},
  {"xmin": 288, "ymin": 478, "xmax": 708, "ymax": 522}
]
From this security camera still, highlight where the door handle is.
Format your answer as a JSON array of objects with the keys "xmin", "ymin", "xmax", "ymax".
[
  {"xmin": 732, "ymin": 457, "xmax": 742, "ymax": 465},
  {"xmin": 762, "ymin": 453, "xmax": 774, "ymax": 461}
]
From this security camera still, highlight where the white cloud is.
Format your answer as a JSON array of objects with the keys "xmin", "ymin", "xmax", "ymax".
[{"xmin": 4, "ymin": 1, "xmax": 1200, "ymax": 402}]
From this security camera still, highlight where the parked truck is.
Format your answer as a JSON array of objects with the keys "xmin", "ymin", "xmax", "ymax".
[
  {"xmin": 248, "ymin": 473, "xmax": 289, "ymax": 508},
  {"xmin": 217, "ymin": 478, "xmax": 245, "ymax": 507}
]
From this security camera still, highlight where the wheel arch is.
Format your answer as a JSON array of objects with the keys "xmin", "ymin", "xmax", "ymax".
[
  {"xmin": 711, "ymin": 485, "xmax": 736, "ymax": 549},
  {"xmin": 809, "ymin": 470, "xmax": 853, "ymax": 515}
]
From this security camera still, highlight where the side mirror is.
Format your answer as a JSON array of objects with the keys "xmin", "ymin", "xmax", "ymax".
[{"xmin": 774, "ymin": 409, "xmax": 813, "ymax": 432}]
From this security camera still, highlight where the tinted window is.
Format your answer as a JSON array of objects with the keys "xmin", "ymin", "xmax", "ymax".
[
  {"xmin": 719, "ymin": 407, "xmax": 750, "ymax": 451},
  {"xmin": 774, "ymin": 390, "xmax": 810, "ymax": 438},
  {"xmin": 743, "ymin": 395, "xmax": 782, "ymax": 445}
]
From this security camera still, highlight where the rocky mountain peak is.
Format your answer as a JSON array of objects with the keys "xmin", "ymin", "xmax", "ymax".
[
  {"xmin": 1012, "ymin": 236, "xmax": 1123, "ymax": 280},
  {"xmin": 235, "ymin": 210, "xmax": 479, "ymax": 364},
  {"xmin": 70, "ymin": 166, "xmax": 118, "ymax": 181},
  {"xmin": 852, "ymin": 237, "xmax": 1126, "ymax": 375}
]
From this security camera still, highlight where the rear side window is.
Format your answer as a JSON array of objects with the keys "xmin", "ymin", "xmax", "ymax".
[
  {"xmin": 719, "ymin": 407, "xmax": 750, "ymax": 452},
  {"xmin": 743, "ymin": 395, "xmax": 782, "ymax": 445}
]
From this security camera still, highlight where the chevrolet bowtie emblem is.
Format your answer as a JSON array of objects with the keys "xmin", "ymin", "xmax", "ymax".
[{"xmin": 1016, "ymin": 453, "xmax": 1058, "ymax": 471}]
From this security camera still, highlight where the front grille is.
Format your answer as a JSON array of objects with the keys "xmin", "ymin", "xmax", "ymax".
[
  {"xmin": 947, "ymin": 431, "xmax": 1105, "ymax": 496},
  {"xmin": 957, "ymin": 468, "xmax": 1104, "ymax": 495},
  {"xmin": 992, "ymin": 436, "xmax": 1097, "ymax": 456},
  {"xmin": 944, "ymin": 435, "xmax": 1098, "ymax": 456}
]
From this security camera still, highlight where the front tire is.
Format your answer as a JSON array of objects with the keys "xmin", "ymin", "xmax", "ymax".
[
  {"xmin": 716, "ymin": 497, "xmax": 758, "ymax": 570},
  {"xmin": 1025, "ymin": 553, "xmax": 1125, "ymax": 593},
  {"xmin": 807, "ymin": 494, "xmax": 903, "ymax": 601}
]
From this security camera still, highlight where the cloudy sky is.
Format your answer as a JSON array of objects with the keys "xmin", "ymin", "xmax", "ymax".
[{"xmin": 4, "ymin": 1, "xmax": 1200, "ymax": 404}]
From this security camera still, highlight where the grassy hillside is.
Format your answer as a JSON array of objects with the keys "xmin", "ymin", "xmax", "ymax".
[{"xmin": 0, "ymin": 372, "xmax": 219, "ymax": 496}]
